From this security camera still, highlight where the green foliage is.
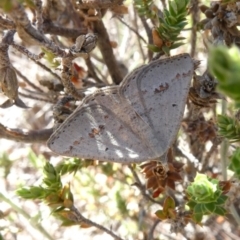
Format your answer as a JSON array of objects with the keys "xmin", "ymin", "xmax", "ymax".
[
  {"xmin": 134, "ymin": 0, "xmax": 190, "ymax": 55},
  {"xmin": 150, "ymin": 0, "xmax": 190, "ymax": 55},
  {"xmin": 155, "ymin": 196, "xmax": 176, "ymax": 220},
  {"xmin": 56, "ymin": 158, "xmax": 95, "ymax": 175},
  {"xmin": 17, "ymin": 163, "xmax": 62, "ymax": 199},
  {"xmin": 218, "ymin": 115, "xmax": 240, "ymax": 142},
  {"xmin": 209, "ymin": 46, "xmax": 240, "ymax": 107},
  {"xmin": 229, "ymin": 148, "xmax": 240, "ymax": 179},
  {"xmin": 134, "ymin": 0, "xmax": 155, "ymax": 18},
  {"xmin": 186, "ymin": 173, "xmax": 227, "ymax": 223},
  {"xmin": 41, "ymin": 48, "xmax": 60, "ymax": 68},
  {"xmin": 217, "ymin": 115, "xmax": 240, "ymax": 179},
  {"xmin": 17, "ymin": 162, "xmax": 81, "ymax": 226}
]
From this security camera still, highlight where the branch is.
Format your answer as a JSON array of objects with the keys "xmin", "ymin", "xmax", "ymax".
[
  {"xmin": 147, "ymin": 220, "xmax": 160, "ymax": 240},
  {"xmin": 0, "ymin": 123, "xmax": 53, "ymax": 143},
  {"xmin": 85, "ymin": 57, "xmax": 102, "ymax": 83},
  {"xmin": 71, "ymin": 205, "xmax": 125, "ymax": 240},
  {"xmin": 14, "ymin": 66, "xmax": 44, "ymax": 93},
  {"xmin": 42, "ymin": 20, "xmax": 87, "ymax": 38},
  {"xmin": 93, "ymin": 20, "xmax": 123, "ymax": 84}
]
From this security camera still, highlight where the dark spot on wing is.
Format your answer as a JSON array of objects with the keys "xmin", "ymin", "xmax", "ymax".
[
  {"xmin": 89, "ymin": 133, "xmax": 95, "ymax": 138},
  {"xmin": 154, "ymin": 83, "xmax": 169, "ymax": 93},
  {"xmin": 99, "ymin": 125, "xmax": 105, "ymax": 130},
  {"xmin": 73, "ymin": 140, "xmax": 80, "ymax": 145}
]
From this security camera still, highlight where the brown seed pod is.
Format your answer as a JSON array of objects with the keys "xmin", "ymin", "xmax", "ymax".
[{"xmin": 152, "ymin": 28, "xmax": 163, "ymax": 48}]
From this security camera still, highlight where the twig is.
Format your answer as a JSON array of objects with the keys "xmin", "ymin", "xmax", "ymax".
[
  {"xmin": 85, "ymin": 57, "xmax": 102, "ymax": 83},
  {"xmin": 139, "ymin": 16, "xmax": 153, "ymax": 60},
  {"xmin": 12, "ymin": 41, "xmax": 61, "ymax": 82},
  {"xmin": 34, "ymin": 60, "xmax": 62, "ymax": 81},
  {"xmin": 117, "ymin": 16, "xmax": 147, "ymax": 44},
  {"xmin": 19, "ymin": 92, "xmax": 56, "ymax": 103},
  {"xmin": 71, "ymin": 205, "xmax": 125, "ymax": 240},
  {"xmin": 190, "ymin": 0, "xmax": 199, "ymax": 57},
  {"xmin": 22, "ymin": 88, "xmax": 54, "ymax": 97},
  {"xmin": 14, "ymin": 67, "xmax": 44, "ymax": 93},
  {"xmin": 65, "ymin": 0, "xmax": 86, "ymax": 28},
  {"xmin": 147, "ymin": 220, "xmax": 160, "ymax": 240},
  {"xmin": 11, "ymin": 42, "xmax": 45, "ymax": 61},
  {"xmin": 93, "ymin": 20, "xmax": 123, "ymax": 84},
  {"xmin": 132, "ymin": 8, "xmax": 147, "ymax": 61},
  {"xmin": 229, "ymin": 204, "xmax": 240, "ymax": 226},
  {"xmin": 128, "ymin": 165, "xmax": 161, "ymax": 204},
  {"xmin": 221, "ymin": 99, "xmax": 228, "ymax": 181},
  {"xmin": 0, "ymin": 123, "xmax": 53, "ymax": 143}
]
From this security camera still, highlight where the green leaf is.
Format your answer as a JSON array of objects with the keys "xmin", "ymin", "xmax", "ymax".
[
  {"xmin": 178, "ymin": 0, "xmax": 190, "ymax": 12},
  {"xmin": 162, "ymin": 46, "xmax": 170, "ymax": 55},
  {"xmin": 163, "ymin": 9, "xmax": 170, "ymax": 19},
  {"xmin": 169, "ymin": 1, "xmax": 177, "ymax": 16},
  {"xmin": 229, "ymin": 148, "xmax": 240, "ymax": 178},
  {"xmin": 214, "ymin": 206, "xmax": 227, "ymax": 216},
  {"xmin": 193, "ymin": 213, "xmax": 203, "ymax": 223},
  {"xmin": 169, "ymin": 0, "xmax": 178, "ymax": 14},
  {"xmin": 165, "ymin": 16, "xmax": 177, "ymax": 26},
  {"xmin": 204, "ymin": 202, "xmax": 216, "ymax": 213},
  {"xmin": 187, "ymin": 200, "xmax": 197, "ymax": 209},
  {"xmin": 176, "ymin": 12, "xmax": 188, "ymax": 20},
  {"xmin": 148, "ymin": 44, "xmax": 162, "ymax": 53},
  {"xmin": 216, "ymin": 195, "xmax": 228, "ymax": 205},
  {"xmin": 163, "ymin": 196, "xmax": 176, "ymax": 210},
  {"xmin": 17, "ymin": 186, "xmax": 46, "ymax": 199},
  {"xmin": 170, "ymin": 42, "xmax": 185, "ymax": 49},
  {"xmin": 174, "ymin": 36, "xmax": 186, "ymax": 41},
  {"xmin": 209, "ymin": 46, "xmax": 240, "ymax": 105},
  {"xmin": 194, "ymin": 203, "xmax": 205, "ymax": 214},
  {"xmin": 176, "ymin": 21, "xmax": 188, "ymax": 28},
  {"xmin": 155, "ymin": 210, "xmax": 167, "ymax": 220}
]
